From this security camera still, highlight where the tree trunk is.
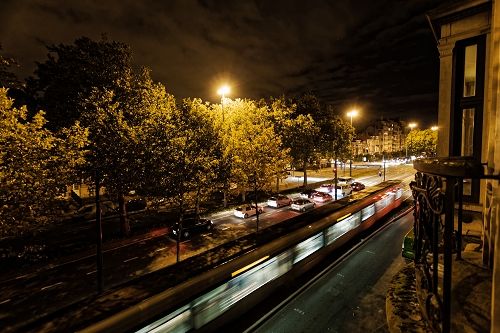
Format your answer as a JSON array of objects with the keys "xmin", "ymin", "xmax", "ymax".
[
  {"xmin": 223, "ymin": 187, "xmax": 228, "ymax": 208},
  {"xmin": 176, "ymin": 197, "xmax": 184, "ymax": 263},
  {"xmin": 334, "ymin": 159, "xmax": 338, "ymax": 201},
  {"xmin": 195, "ymin": 186, "xmax": 201, "ymax": 217},
  {"xmin": 118, "ymin": 194, "xmax": 130, "ymax": 237},
  {"xmin": 242, "ymin": 189, "xmax": 246, "ymax": 203},
  {"xmin": 276, "ymin": 176, "xmax": 280, "ymax": 193},
  {"xmin": 302, "ymin": 161, "xmax": 308, "ymax": 186}
]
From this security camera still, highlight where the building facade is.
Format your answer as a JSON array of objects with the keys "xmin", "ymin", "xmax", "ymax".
[
  {"xmin": 389, "ymin": 1, "xmax": 500, "ymax": 332},
  {"xmin": 355, "ymin": 119, "xmax": 407, "ymax": 157}
]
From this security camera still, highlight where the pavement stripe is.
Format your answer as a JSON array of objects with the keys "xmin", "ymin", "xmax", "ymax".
[
  {"xmin": 123, "ymin": 256, "xmax": 139, "ymax": 263},
  {"xmin": 0, "ymin": 299, "xmax": 11, "ymax": 305},
  {"xmin": 154, "ymin": 247, "xmax": 167, "ymax": 252},
  {"xmin": 40, "ymin": 282, "xmax": 63, "ymax": 291}
]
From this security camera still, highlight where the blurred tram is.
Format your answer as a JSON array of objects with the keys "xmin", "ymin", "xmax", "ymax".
[{"xmin": 82, "ymin": 181, "xmax": 405, "ymax": 333}]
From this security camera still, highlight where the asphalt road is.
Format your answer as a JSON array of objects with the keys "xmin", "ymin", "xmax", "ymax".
[
  {"xmin": 249, "ymin": 210, "xmax": 414, "ymax": 333},
  {"xmin": 0, "ymin": 163, "xmax": 415, "ymax": 328}
]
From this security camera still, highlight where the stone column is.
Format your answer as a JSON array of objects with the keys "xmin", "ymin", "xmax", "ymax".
[
  {"xmin": 436, "ymin": 42, "xmax": 454, "ymax": 157},
  {"xmin": 488, "ymin": 0, "xmax": 500, "ymax": 331}
]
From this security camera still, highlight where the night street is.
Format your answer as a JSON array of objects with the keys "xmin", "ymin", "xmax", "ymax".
[
  {"xmin": 0, "ymin": 164, "xmax": 414, "ymax": 328},
  {"xmin": 249, "ymin": 210, "xmax": 413, "ymax": 333}
]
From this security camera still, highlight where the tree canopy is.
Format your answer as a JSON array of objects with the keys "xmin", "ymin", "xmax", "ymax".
[
  {"xmin": 27, "ymin": 36, "xmax": 133, "ymax": 130},
  {"xmin": 223, "ymin": 98, "xmax": 291, "ymax": 199},
  {"xmin": 406, "ymin": 128, "xmax": 437, "ymax": 157},
  {"xmin": 0, "ymin": 35, "xmax": 360, "ymax": 239},
  {"xmin": 271, "ymin": 96, "xmax": 320, "ymax": 186},
  {"xmin": 0, "ymin": 88, "xmax": 88, "ymax": 237}
]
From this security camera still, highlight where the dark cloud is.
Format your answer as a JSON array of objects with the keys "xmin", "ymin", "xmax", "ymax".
[{"xmin": 0, "ymin": 0, "xmax": 441, "ymax": 127}]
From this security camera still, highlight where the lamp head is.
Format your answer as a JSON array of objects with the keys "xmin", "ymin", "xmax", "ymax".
[{"xmin": 217, "ymin": 85, "xmax": 230, "ymax": 96}]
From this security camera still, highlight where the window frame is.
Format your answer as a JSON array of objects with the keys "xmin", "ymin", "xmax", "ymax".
[{"xmin": 450, "ymin": 35, "xmax": 486, "ymax": 202}]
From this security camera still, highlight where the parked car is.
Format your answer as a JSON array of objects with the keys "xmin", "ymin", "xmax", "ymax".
[
  {"xmin": 171, "ymin": 217, "xmax": 214, "ymax": 239},
  {"xmin": 401, "ymin": 228, "xmax": 415, "ymax": 260},
  {"xmin": 311, "ymin": 192, "xmax": 332, "ymax": 202},
  {"xmin": 337, "ymin": 177, "xmax": 355, "ymax": 185},
  {"xmin": 318, "ymin": 184, "xmax": 334, "ymax": 193},
  {"xmin": 351, "ymin": 182, "xmax": 366, "ymax": 191},
  {"xmin": 267, "ymin": 195, "xmax": 292, "ymax": 208},
  {"xmin": 73, "ymin": 201, "xmax": 117, "ymax": 222},
  {"xmin": 335, "ymin": 184, "xmax": 353, "ymax": 197},
  {"xmin": 300, "ymin": 189, "xmax": 318, "ymax": 198},
  {"xmin": 291, "ymin": 198, "xmax": 316, "ymax": 212},
  {"xmin": 126, "ymin": 198, "xmax": 147, "ymax": 212},
  {"xmin": 234, "ymin": 205, "xmax": 264, "ymax": 218}
]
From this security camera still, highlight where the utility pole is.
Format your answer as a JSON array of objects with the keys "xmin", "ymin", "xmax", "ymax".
[{"xmin": 95, "ymin": 169, "xmax": 103, "ymax": 294}]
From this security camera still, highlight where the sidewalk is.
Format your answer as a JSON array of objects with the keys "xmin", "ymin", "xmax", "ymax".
[{"xmin": 386, "ymin": 213, "xmax": 490, "ymax": 332}]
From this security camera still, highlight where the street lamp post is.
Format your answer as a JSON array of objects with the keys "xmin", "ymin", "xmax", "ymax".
[
  {"xmin": 406, "ymin": 122, "xmax": 417, "ymax": 159},
  {"xmin": 346, "ymin": 109, "xmax": 358, "ymax": 177},
  {"xmin": 217, "ymin": 85, "xmax": 230, "ymax": 123},
  {"xmin": 217, "ymin": 85, "xmax": 230, "ymax": 207}
]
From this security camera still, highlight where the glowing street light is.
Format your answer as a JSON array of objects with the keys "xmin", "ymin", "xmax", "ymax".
[
  {"xmin": 347, "ymin": 109, "xmax": 359, "ymax": 126},
  {"xmin": 217, "ymin": 85, "xmax": 230, "ymax": 122},
  {"xmin": 431, "ymin": 126, "xmax": 439, "ymax": 131},
  {"xmin": 346, "ymin": 109, "xmax": 359, "ymax": 177}
]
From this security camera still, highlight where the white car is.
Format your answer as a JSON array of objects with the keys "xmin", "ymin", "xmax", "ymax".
[
  {"xmin": 291, "ymin": 198, "xmax": 316, "ymax": 212},
  {"xmin": 267, "ymin": 195, "xmax": 292, "ymax": 208},
  {"xmin": 335, "ymin": 184, "xmax": 353, "ymax": 197},
  {"xmin": 317, "ymin": 184, "xmax": 334, "ymax": 193},
  {"xmin": 337, "ymin": 177, "xmax": 354, "ymax": 185},
  {"xmin": 73, "ymin": 201, "xmax": 117, "ymax": 221},
  {"xmin": 234, "ymin": 205, "xmax": 264, "ymax": 218}
]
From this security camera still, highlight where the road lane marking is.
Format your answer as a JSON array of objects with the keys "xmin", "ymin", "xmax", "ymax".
[
  {"xmin": 40, "ymin": 282, "xmax": 63, "ymax": 291},
  {"xmin": 86, "ymin": 270, "xmax": 97, "ymax": 275},
  {"xmin": 0, "ymin": 299, "xmax": 11, "ymax": 305},
  {"xmin": 15, "ymin": 274, "xmax": 29, "ymax": 280},
  {"xmin": 154, "ymin": 247, "xmax": 167, "ymax": 252},
  {"xmin": 293, "ymin": 308, "xmax": 305, "ymax": 315},
  {"xmin": 123, "ymin": 256, "xmax": 139, "ymax": 263}
]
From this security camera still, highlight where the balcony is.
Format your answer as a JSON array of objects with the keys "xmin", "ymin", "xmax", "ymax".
[{"xmin": 386, "ymin": 157, "xmax": 500, "ymax": 333}]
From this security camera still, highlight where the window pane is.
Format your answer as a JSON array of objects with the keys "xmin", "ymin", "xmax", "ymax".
[
  {"xmin": 463, "ymin": 44, "xmax": 477, "ymax": 97},
  {"xmin": 461, "ymin": 108, "xmax": 474, "ymax": 156}
]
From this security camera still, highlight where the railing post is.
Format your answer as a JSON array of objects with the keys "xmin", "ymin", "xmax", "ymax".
[
  {"xmin": 457, "ymin": 179, "xmax": 463, "ymax": 260},
  {"xmin": 443, "ymin": 176, "xmax": 455, "ymax": 333}
]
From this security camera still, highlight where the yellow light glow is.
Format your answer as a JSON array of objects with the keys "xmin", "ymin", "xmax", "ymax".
[
  {"xmin": 409, "ymin": 122, "xmax": 417, "ymax": 129},
  {"xmin": 231, "ymin": 256, "xmax": 269, "ymax": 277},
  {"xmin": 347, "ymin": 110, "xmax": 359, "ymax": 118},
  {"xmin": 337, "ymin": 213, "xmax": 352, "ymax": 222},
  {"xmin": 431, "ymin": 126, "xmax": 439, "ymax": 131},
  {"xmin": 217, "ymin": 85, "xmax": 230, "ymax": 96}
]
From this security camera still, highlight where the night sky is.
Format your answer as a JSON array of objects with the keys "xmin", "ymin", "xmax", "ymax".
[{"xmin": 0, "ymin": 0, "xmax": 443, "ymax": 128}]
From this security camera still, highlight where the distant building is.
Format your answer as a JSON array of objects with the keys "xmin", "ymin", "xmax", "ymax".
[{"xmin": 355, "ymin": 119, "xmax": 406, "ymax": 156}]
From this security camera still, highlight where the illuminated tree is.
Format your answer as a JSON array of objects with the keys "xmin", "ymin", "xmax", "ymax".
[
  {"xmin": 270, "ymin": 96, "xmax": 320, "ymax": 186},
  {"xmin": 223, "ymin": 99, "xmax": 290, "ymax": 201},
  {"xmin": 321, "ymin": 116, "xmax": 354, "ymax": 175},
  {"xmin": 406, "ymin": 128, "xmax": 437, "ymax": 156},
  {"xmin": 0, "ymin": 88, "xmax": 88, "ymax": 237},
  {"xmin": 80, "ymin": 69, "xmax": 165, "ymax": 237}
]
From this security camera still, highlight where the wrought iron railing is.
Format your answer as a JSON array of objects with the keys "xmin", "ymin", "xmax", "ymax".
[{"xmin": 410, "ymin": 157, "xmax": 499, "ymax": 333}]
